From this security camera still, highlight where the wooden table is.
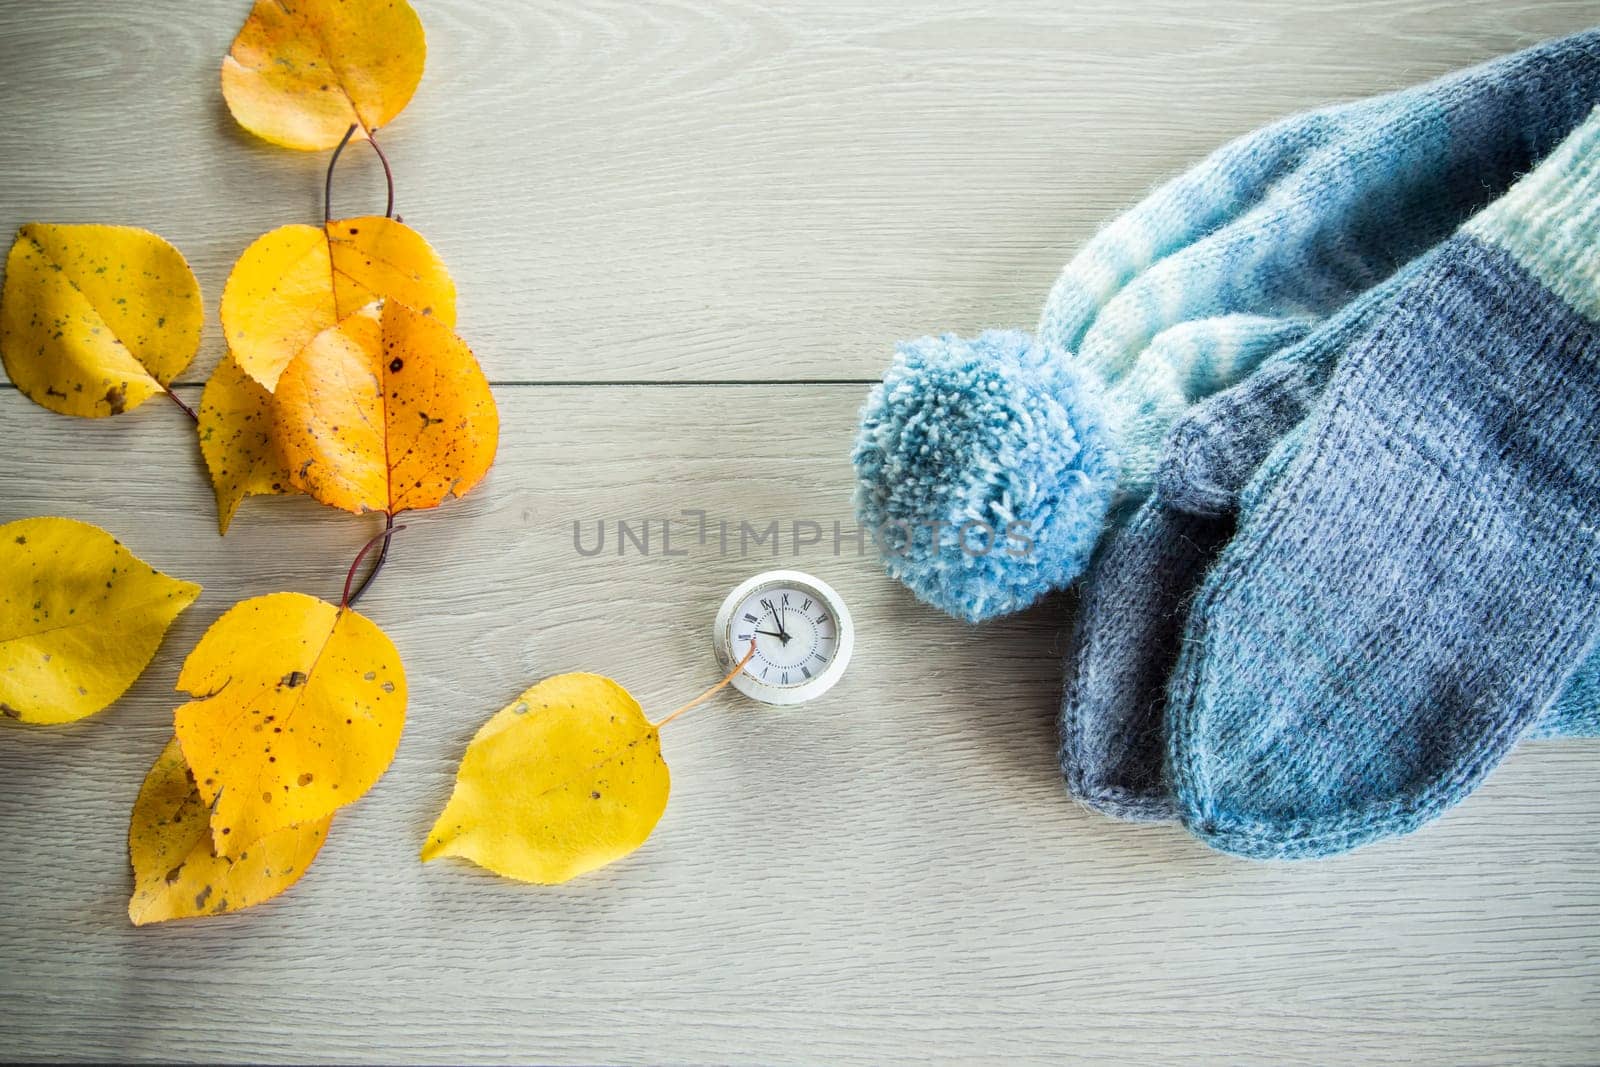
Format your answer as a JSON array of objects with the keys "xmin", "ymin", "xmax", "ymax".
[{"xmin": 3, "ymin": 1, "xmax": 1598, "ymax": 1062}]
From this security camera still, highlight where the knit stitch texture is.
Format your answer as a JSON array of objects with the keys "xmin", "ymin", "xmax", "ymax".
[
  {"xmin": 1167, "ymin": 110, "xmax": 1600, "ymax": 858},
  {"xmin": 1062, "ymin": 264, "xmax": 1427, "ymax": 820},
  {"xmin": 854, "ymin": 31, "xmax": 1600, "ymax": 622},
  {"xmin": 1061, "ymin": 254, "xmax": 1600, "ymax": 823}
]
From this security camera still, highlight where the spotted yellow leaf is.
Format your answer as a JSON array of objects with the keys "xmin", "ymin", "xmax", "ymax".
[
  {"xmin": 0, "ymin": 224, "xmax": 202, "ymax": 417},
  {"xmin": 128, "ymin": 737, "xmax": 330, "ymax": 926},
  {"xmin": 421, "ymin": 673, "xmax": 671, "ymax": 884},
  {"xmin": 274, "ymin": 299, "xmax": 498, "ymax": 515},
  {"xmin": 0, "ymin": 517, "xmax": 200, "ymax": 724},
  {"xmin": 173, "ymin": 591, "xmax": 406, "ymax": 856},
  {"xmin": 197, "ymin": 352, "xmax": 295, "ymax": 534},
  {"xmin": 220, "ymin": 217, "xmax": 455, "ymax": 391},
  {"xmin": 221, "ymin": 0, "xmax": 426, "ymax": 151}
]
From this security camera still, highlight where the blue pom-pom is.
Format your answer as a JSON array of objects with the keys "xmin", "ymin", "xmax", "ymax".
[{"xmin": 852, "ymin": 329, "xmax": 1118, "ymax": 622}]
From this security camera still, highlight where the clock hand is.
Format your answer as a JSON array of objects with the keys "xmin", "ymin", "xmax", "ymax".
[{"xmin": 753, "ymin": 628, "xmax": 785, "ymax": 638}]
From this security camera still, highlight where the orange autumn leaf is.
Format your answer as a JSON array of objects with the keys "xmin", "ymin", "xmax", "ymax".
[
  {"xmin": 221, "ymin": 0, "xmax": 426, "ymax": 151},
  {"xmin": 173, "ymin": 591, "xmax": 406, "ymax": 856},
  {"xmin": 220, "ymin": 217, "xmax": 455, "ymax": 391},
  {"xmin": 128, "ymin": 738, "xmax": 330, "ymax": 926},
  {"xmin": 274, "ymin": 299, "xmax": 499, "ymax": 515}
]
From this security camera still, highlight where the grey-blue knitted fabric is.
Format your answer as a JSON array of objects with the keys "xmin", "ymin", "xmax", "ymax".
[
  {"xmin": 1061, "ymin": 277, "xmax": 1402, "ymax": 822},
  {"xmin": 1165, "ymin": 111, "xmax": 1600, "ymax": 859},
  {"xmin": 1060, "ymin": 254, "xmax": 1600, "ymax": 824}
]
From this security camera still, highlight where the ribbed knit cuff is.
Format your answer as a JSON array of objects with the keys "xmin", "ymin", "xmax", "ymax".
[{"xmin": 1467, "ymin": 105, "xmax": 1600, "ymax": 322}]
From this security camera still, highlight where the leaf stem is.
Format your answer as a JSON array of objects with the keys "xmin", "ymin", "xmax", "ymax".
[
  {"xmin": 654, "ymin": 641, "xmax": 757, "ymax": 729},
  {"xmin": 342, "ymin": 513, "xmax": 403, "ymax": 609},
  {"xmin": 366, "ymin": 129, "xmax": 396, "ymax": 220},
  {"xmin": 324, "ymin": 124, "xmax": 396, "ymax": 223},
  {"xmin": 325, "ymin": 125, "xmax": 357, "ymax": 224},
  {"xmin": 163, "ymin": 384, "xmax": 198, "ymax": 423}
]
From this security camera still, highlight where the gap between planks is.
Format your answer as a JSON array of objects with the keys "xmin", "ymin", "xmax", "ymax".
[{"xmin": 1, "ymin": 379, "xmax": 882, "ymax": 390}]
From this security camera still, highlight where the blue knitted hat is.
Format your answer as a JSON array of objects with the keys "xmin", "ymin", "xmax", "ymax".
[{"xmin": 852, "ymin": 30, "xmax": 1600, "ymax": 622}]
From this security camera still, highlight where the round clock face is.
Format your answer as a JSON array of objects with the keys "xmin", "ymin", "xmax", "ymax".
[{"xmin": 714, "ymin": 570, "xmax": 854, "ymax": 706}]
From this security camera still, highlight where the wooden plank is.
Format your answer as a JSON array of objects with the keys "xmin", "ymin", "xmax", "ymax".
[
  {"xmin": 1, "ymin": 386, "xmax": 1598, "ymax": 1064},
  {"xmin": 0, "ymin": 0, "xmax": 1596, "ymax": 382}
]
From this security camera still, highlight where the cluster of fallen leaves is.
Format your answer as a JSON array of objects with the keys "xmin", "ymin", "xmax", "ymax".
[
  {"xmin": 1, "ymin": 0, "xmax": 488, "ymax": 925},
  {"xmin": 1, "ymin": 0, "xmax": 753, "ymax": 926}
]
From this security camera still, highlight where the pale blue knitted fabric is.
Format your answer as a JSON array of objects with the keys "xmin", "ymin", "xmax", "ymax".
[
  {"xmin": 853, "ymin": 31, "xmax": 1600, "ymax": 622},
  {"xmin": 1167, "ymin": 110, "xmax": 1600, "ymax": 859}
]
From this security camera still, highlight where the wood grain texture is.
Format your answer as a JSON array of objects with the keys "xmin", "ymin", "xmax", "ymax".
[
  {"xmin": 1, "ymin": 0, "xmax": 1598, "ymax": 382},
  {"xmin": 4, "ymin": 1, "xmax": 1600, "ymax": 1063},
  {"xmin": 1, "ymin": 388, "xmax": 1599, "ymax": 1064}
]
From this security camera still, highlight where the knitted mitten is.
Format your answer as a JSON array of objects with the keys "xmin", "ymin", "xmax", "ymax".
[
  {"xmin": 853, "ymin": 31, "xmax": 1600, "ymax": 622},
  {"xmin": 1166, "ymin": 109, "xmax": 1600, "ymax": 859},
  {"xmin": 1061, "ymin": 272, "xmax": 1408, "ymax": 820},
  {"xmin": 1061, "ymin": 256, "xmax": 1600, "ymax": 824}
]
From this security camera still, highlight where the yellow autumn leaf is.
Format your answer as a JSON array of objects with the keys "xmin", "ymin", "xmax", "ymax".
[
  {"xmin": 128, "ymin": 737, "xmax": 330, "ymax": 926},
  {"xmin": 220, "ymin": 217, "xmax": 455, "ymax": 391},
  {"xmin": 0, "ymin": 224, "xmax": 202, "ymax": 417},
  {"xmin": 0, "ymin": 517, "xmax": 200, "ymax": 725},
  {"xmin": 197, "ymin": 352, "xmax": 295, "ymax": 534},
  {"xmin": 221, "ymin": 0, "xmax": 426, "ymax": 151},
  {"xmin": 274, "ymin": 299, "xmax": 499, "ymax": 515},
  {"xmin": 421, "ymin": 673, "xmax": 672, "ymax": 884},
  {"xmin": 173, "ymin": 591, "xmax": 406, "ymax": 856}
]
